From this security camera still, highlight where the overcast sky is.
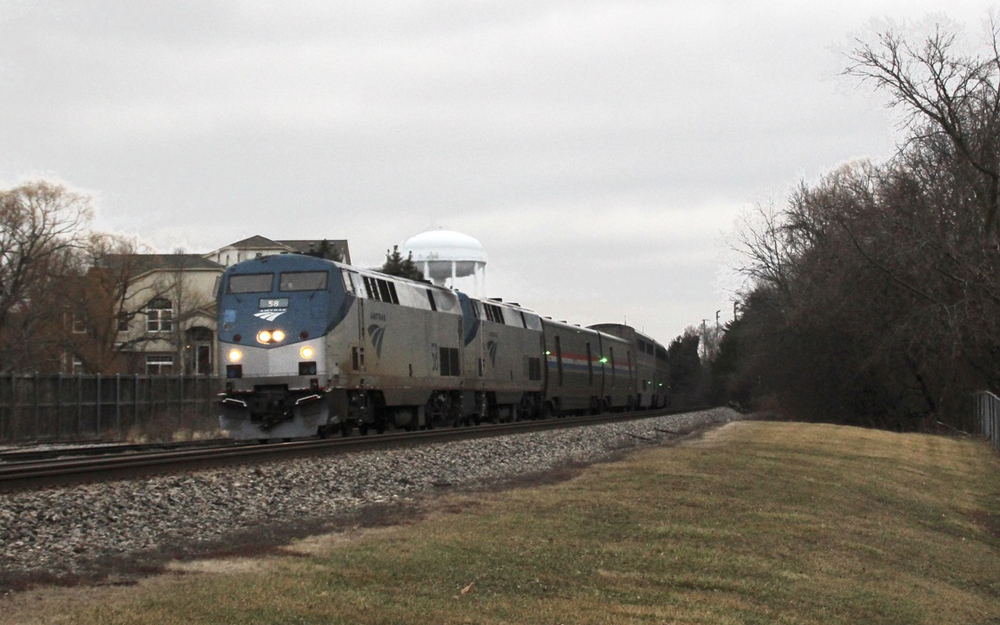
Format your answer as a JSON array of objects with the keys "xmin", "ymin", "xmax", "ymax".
[{"xmin": 0, "ymin": 1, "xmax": 994, "ymax": 345}]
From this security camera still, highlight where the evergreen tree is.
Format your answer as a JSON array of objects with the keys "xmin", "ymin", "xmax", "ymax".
[{"xmin": 379, "ymin": 245, "xmax": 424, "ymax": 281}]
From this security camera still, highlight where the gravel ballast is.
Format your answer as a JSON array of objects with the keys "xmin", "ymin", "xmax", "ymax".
[{"xmin": 0, "ymin": 408, "xmax": 739, "ymax": 590}]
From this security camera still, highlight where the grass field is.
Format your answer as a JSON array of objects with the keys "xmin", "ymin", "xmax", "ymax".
[{"xmin": 4, "ymin": 421, "xmax": 1000, "ymax": 624}]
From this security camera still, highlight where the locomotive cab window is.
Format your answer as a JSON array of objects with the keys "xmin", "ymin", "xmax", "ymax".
[
  {"xmin": 228, "ymin": 273, "xmax": 273, "ymax": 293},
  {"xmin": 280, "ymin": 271, "xmax": 328, "ymax": 291}
]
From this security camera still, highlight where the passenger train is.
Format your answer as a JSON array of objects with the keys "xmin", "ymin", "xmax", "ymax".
[{"xmin": 216, "ymin": 253, "xmax": 670, "ymax": 440}]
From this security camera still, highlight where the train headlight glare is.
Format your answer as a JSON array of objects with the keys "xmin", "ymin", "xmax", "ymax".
[
  {"xmin": 228, "ymin": 349, "xmax": 242, "ymax": 362},
  {"xmin": 272, "ymin": 330, "xmax": 285, "ymax": 342},
  {"xmin": 257, "ymin": 330, "xmax": 272, "ymax": 343},
  {"xmin": 300, "ymin": 346, "xmax": 315, "ymax": 359}
]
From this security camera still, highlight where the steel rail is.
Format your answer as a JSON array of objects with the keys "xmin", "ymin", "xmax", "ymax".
[
  {"xmin": 0, "ymin": 438, "xmax": 236, "ymax": 464},
  {"xmin": 0, "ymin": 407, "xmax": 686, "ymax": 492}
]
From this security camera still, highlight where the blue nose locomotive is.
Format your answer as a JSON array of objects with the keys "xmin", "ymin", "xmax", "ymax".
[{"xmin": 216, "ymin": 253, "xmax": 668, "ymax": 439}]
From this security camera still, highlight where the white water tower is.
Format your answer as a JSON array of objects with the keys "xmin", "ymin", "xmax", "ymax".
[{"xmin": 401, "ymin": 229, "xmax": 487, "ymax": 296}]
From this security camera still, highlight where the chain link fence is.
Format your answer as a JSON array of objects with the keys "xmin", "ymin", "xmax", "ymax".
[{"xmin": 0, "ymin": 373, "xmax": 222, "ymax": 444}]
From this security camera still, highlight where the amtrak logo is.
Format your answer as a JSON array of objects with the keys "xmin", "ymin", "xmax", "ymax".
[
  {"xmin": 487, "ymin": 340, "xmax": 498, "ymax": 366},
  {"xmin": 254, "ymin": 310, "xmax": 286, "ymax": 322},
  {"xmin": 367, "ymin": 324, "xmax": 386, "ymax": 358}
]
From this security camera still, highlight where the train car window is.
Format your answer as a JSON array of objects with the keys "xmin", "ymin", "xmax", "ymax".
[
  {"xmin": 363, "ymin": 276, "xmax": 379, "ymax": 300},
  {"xmin": 483, "ymin": 303, "xmax": 504, "ymax": 324},
  {"xmin": 228, "ymin": 273, "xmax": 273, "ymax": 293},
  {"xmin": 373, "ymin": 279, "xmax": 399, "ymax": 304},
  {"xmin": 279, "ymin": 271, "xmax": 328, "ymax": 291}
]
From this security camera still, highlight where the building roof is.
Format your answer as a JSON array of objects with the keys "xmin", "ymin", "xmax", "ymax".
[
  {"xmin": 223, "ymin": 235, "xmax": 289, "ymax": 250},
  {"xmin": 277, "ymin": 239, "xmax": 351, "ymax": 263},
  {"xmin": 101, "ymin": 254, "xmax": 224, "ymax": 275}
]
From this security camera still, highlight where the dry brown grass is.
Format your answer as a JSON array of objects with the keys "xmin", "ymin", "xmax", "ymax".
[{"xmin": 4, "ymin": 421, "xmax": 999, "ymax": 624}]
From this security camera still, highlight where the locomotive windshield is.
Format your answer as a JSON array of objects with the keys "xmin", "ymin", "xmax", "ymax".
[
  {"xmin": 228, "ymin": 273, "xmax": 273, "ymax": 293},
  {"xmin": 280, "ymin": 271, "xmax": 328, "ymax": 291}
]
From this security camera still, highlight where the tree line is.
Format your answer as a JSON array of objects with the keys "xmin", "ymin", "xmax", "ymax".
[{"xmin": 712, "ymin": 16, "xmax": 1000, "ymax": 430}]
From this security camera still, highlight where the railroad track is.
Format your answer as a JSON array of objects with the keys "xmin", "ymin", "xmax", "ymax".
[
  {"xmin": 0, "ymin": 408, "xmax": 682, "ymax": 492},
  {"xmin": 0, "ymin": 438, "xmax": 236, "ymax": 464}
]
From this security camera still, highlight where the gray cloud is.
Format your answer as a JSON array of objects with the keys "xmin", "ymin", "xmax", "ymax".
[{"xmin": 1, "ymin": 0, "xmax": 988, "ymax": 344}]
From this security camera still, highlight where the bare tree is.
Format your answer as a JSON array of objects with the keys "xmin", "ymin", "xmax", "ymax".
[
  {"xmin": 61, "ymin": 233, "xmax": 156, "ymax": 374},
  {"xmin": 0, "ymin": 181, "xmax": 93, "ymax": 371},
  {"xmin": 846, "ymin": 17, "xmax": 1000, "ymax": 236}
]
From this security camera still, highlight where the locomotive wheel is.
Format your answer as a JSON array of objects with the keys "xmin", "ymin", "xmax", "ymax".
[
  {"xmin": 359, "ymin": 423, "xmax": 369, "ymax": 436},
  {"xmin": 340, "ymin": 422, "xmax": 351, "ymax": 437},
  {"xmin": 518, "ymin": 397, "xmax": 531, "ymax": 421},
  {"xmin": 424, "ymin": 399, "xmax": 438, "ymax": 430}
]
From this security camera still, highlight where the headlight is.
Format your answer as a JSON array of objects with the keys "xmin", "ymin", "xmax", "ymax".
[
  {"xmin": 228, "ymin": 349, "xmax": 242, "ymax": 362},
  {"xmin": 272, "ymin": 330, "xmax": 285, "ymax": 342},
  {"xmin": 257, "ymin": 330, "xmax": 272, "ymax": 344},
  {"xmin": 300, "ymin": 346, "xmax": 315, "ymax": 359}
]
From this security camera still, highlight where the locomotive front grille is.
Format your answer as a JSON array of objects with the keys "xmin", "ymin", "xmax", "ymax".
[{"xmin": 249, "ymin": 384, "xmax": 293, "ymax": 426}]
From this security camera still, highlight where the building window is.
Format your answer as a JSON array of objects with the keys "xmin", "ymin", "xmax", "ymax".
[
  {"xmin": 117, "ymin": 311, "xmax": 129, "ymax": 332},
  {"xmin": 146, "ymin": 355, "xmax": 174, "ymax": 375},
  {"xmin": 72, "ymin": 313, "xmax": 86, "ymax": 334},
  {"xmin": 146, "ymin": 298, "xmax": 173, "ymax": 333},
  {"xmin": 63, "ymin": 353, "xmax": 84, "ymax": 374}
]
